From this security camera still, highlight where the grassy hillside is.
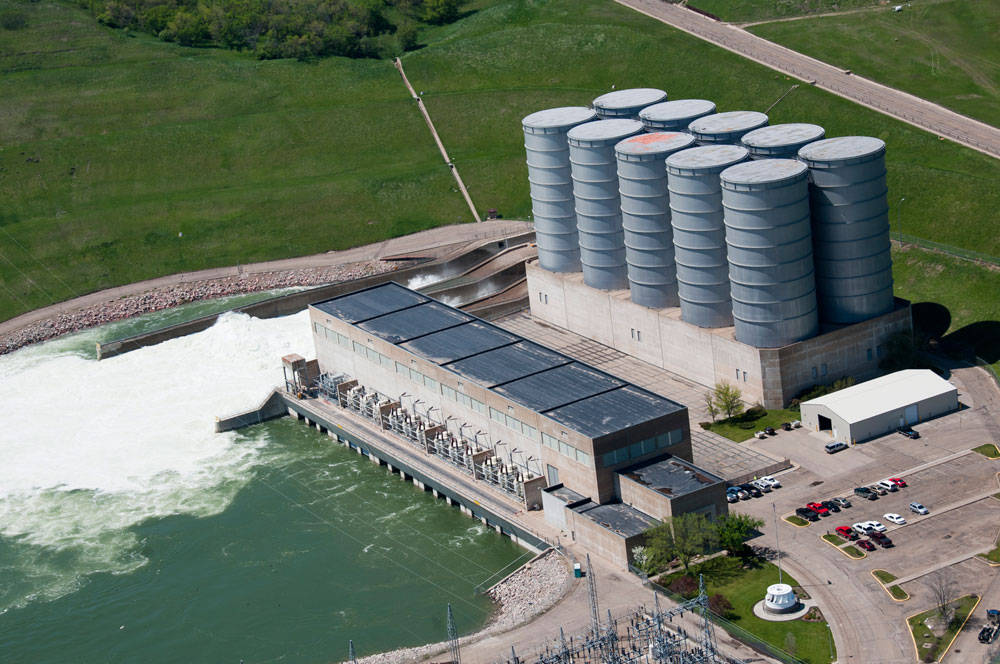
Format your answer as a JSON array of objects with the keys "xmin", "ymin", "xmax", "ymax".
[
  {"xmin": 0, "ymin": 0, "xmax": 469, "ymax": 322},
  {"xmin": 749, "ymin": 0, "xmax": 1000, "ymax": 127},
  {"xmin": 686, "ymin": 0, "xmax": 880, "ymax": 23}
]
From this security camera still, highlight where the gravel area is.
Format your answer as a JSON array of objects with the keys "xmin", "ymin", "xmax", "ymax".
[
  {"xmin": 354, "ymin": 548, "xmax": 572, "ymax": 664},
  {"xmin": 0, "ymin": 260, "xmax": 404, "ymax": 356}
]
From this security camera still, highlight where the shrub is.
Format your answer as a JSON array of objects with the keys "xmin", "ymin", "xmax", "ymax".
[
  {"xmin": 1, "ymin": 11, "xmax": 28, "ymax": 30},
  {"xmin": 667, "ymin": 575, "xmax": 698, "ymax": 598},
  {"xmin": 699, "ymin": 421, "xmax": 712, "ymax": 430},
  {"xmin": 709, "ymin": 593, "xmax": 733, "ymax": 617}
]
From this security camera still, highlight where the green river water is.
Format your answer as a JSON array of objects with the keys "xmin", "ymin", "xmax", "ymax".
[{"xmin": 0, "ymin": 293, "xmax": 526, "ymax": 663}]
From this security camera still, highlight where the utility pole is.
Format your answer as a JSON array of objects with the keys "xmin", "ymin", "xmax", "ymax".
[
  {"xmin": 896, "ymin": 197, "xmax": 906, "ymax": 242},
  {"xmin": 773, "ymin": 502, "xmax": 783, "ymax": 585}
]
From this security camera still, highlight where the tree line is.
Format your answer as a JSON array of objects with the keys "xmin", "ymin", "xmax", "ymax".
[{"xmin": 77, "ymin": 0, "xmax": 466, "ymax": 59}]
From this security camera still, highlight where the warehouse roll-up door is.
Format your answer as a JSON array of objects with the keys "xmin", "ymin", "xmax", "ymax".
[{"xmin": 904, "ymin": 404, "xmax": 919, "ymax": 425}]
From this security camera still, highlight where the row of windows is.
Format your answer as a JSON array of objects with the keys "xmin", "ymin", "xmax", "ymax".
[
  {"xmin": 314, "ymin": 322, "xmax": 352, "ymax": 350},
  {"xmin": 394, "ymin": 360, "xmax": 439, "ymax": 392},
  {"xmin": 442, "ymin": 384, "xmax": 486, "ymax": 415},
  {"xmin": 490, "ymin": 407, "xmax": 540, "ymax": 442},
  {"xmin": 541, "ymin": 432, "xmax": 591, "ymax": 467},
  {"xmin": 601, "ymin": 429, "xmax": 683, "ymax": 468}
]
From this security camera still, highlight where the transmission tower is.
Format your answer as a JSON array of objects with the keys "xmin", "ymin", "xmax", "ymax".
[
  {"xmin": 697, "ymin": 574, "xmax": 720, "ymax": 657},
  {"xmin": 586, "ymin": 553, "xmax": 600, "ymax": 635},
  {"xmin": 447, "ymin": 603, "xmax": 462, "ymax": 664}
]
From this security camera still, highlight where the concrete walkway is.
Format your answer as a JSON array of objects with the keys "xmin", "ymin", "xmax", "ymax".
[
  {"xmin": 0, "ymin": 220, "xmax": 531, "ymax": 338},
  {"xmin": 615, "ymin": 0, "xmax": 1000, "ymax": 158},
  {"xmin": 394, "ymin": 58, "xmax": 481, "ymax": 224}
]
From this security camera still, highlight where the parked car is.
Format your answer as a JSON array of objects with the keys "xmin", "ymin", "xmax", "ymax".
[
  {"xmin": 825, "ymin": 441, "xmax": 849, "ymax": 454},
  {"xmin": 870, "ymin": 532, "xmax": 894, "ymax": 548},
  {"xmin": 751, "ymin": 479, "xmax": 772, "ymax": 493},
  {"xmin": 870, "ymin": 484, "xmax": 888, "ymax": 496},
  {"xmin": 909, "ymin": 502, "xmax": 929, "ymax": 515},
  {"xmin": 889, "ymin": 477, "xmax": 907, "ymax": 488},
  {"xmin": 853, "ymin": 522, "xmax": 874, "ymax": 535},
  {"xmin": 740, "ymin": 483, "xmax": 762, "ymax": 498},
  {"xmin": 820, "ymin": 500, "xmax": 841, "ymax": 513},
  {"xmin": 884, "ymin": 513, "xmax": 906, "ymax": 525},
  {"xmin": 759, "ymin": 476, "xmax": 781, "ymax": 489},
  {"xmin": 835, "ymin": 526, "xmax": 858, "ymax": 540},
  {"xmin": 833, "ymin": 496, "xmax": 852, "ymax": 508},
  {"xmin": 867, "ymin": 520, "xmax": 887, "ymax": 532},
  {"xmin": 806, "ymin": 502, "xmax": 830, "ymax": 516},
  {"xmin": 795, "ymin": 507, "xmax": 820, "ymax": 522},
  {"xmin": 876, "ymin": 479, "xmax": 899, "ymax": 493},
  {"xmin": 854, "ymin": 487, "xmax": 877, "ymax": 501},
  {"xmin": 897, "ymin": 426, "xmax": 920, "ymax": 439},
  {"xmin": 979, "ymin": 625, "xmax": 996, "ymax": 644},
  {"xmin": 781, "ymin": 422, "xmax": 792, "ymax": 431},
  {"xmin": 736, "ymin": 487, "xmax": 750, "ymax": 500},
  {"xmin": 857, "ymin": 539, "xmax": 876, "ymax": 552},
  {"xmin": 764, "ymin": 426, "xmax": 776, "ymax": 436},
  {"xmin": 726, "ymin": 491, "xmax": 739, "ymax": 503}
]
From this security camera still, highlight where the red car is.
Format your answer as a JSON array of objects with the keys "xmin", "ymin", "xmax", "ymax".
[
  {"xmin": 806, "ymin": 502, "xmax": 830, "ymax": 516},
  {"xmin": 857, "ymin": 539, "xmax": 876, "ymax": 551},
  {"xmin": 835, "ymin": 526, "xmax": 859, "ymax": 540},
  {"xmin": 889, "ymin": 477, "xmax": 907, "ymax": 487}
]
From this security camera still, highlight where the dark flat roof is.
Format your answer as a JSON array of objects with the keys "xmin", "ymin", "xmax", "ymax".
[
  {"xmin": 572, "ymin": 501, "xmax": 659, "ymax": 538},
  {"xmin": 544, "ymin": 485, "xmax": 586, "ymax": 504},
  {"xmin": 311, "ymin": 282, "xmax": 686, "ymax": 438},
  {"xmin": 619, "ymin": 455, "xmax": 724, "ymax": 499}
]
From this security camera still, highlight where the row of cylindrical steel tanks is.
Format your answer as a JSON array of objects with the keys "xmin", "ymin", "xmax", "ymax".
[{"xmin": 522, "ymin": 87, "xmax": 893, "ymax": 349}]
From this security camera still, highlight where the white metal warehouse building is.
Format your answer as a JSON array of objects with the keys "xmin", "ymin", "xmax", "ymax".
[{"xmin": 800, "ymin": 369, "xmax": 959, "ymax": 444}]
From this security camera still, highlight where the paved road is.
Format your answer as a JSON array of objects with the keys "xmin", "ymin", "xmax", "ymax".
[
  {"xmin": 0, "ymin": 220, "xmax": 531, "ymax": 338},
  {"xmin": 394, "ymin": 58, "xmax": 481, "ymax": 223},
  {"xmin": 615, "ymin": 0, "xmax": 1000, "ymax": 158}
]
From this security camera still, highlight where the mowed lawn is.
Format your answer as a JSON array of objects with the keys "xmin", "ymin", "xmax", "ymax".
[
  {"xmin": 0, "ymin": 0, "xmax": 470, "ymax": 322},
  {"xmin": 687, "ymin": 0, "xmax": 881, "ymax": 23},
  {"xmin": 749, "ymin": 0, "xmax": 1000, "ymax": 128}
]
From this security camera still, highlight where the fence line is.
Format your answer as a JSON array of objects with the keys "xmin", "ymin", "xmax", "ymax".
[
  {"xmin": 628, "ymin": 564, "xmax": 810, "ymax": 664},
  {"xmin": 977, "ymin": 357, "xmax": 1000, "ymax": 392},
  {"xmin": 670, "ymin": 16, "xmax": 997, "ymax": 157},
  {"xmin": 895, "ymin": 233, "xmax": 1000, "ymax": 267}
]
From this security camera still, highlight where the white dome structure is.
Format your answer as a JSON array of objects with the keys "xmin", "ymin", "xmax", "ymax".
[{"xmin": 764, "ymin": 583, "xmax": 800, "ymax": 614}]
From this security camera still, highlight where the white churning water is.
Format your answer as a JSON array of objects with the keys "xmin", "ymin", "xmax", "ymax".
[{"xmin": 0, "ymin": 311, "xmax": 314, "ymax": 612}]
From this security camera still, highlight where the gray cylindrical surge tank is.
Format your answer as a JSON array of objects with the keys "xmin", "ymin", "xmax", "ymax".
[
  {"xmin": 721, "ymin": 159, "xmax": 820, "ymax": 348},
  {"xmin": 639, "ymin": 99, "xmax": 716, "ymax": 132},
  {"xmin": 615, "ymin": 131, "xmax": 697, "ymax": 308},
  {"xmin": 666, "ymin": 145, "xmax": 750, "ymax": 328},
  {"xmin": 688, "ymin": 111, "xmax": 769, "ymax": 145},
  {"xmin": 798, "ymin": 137, "xmax": 894, "ymax": 324},
  {"xmin": 592, "ymin": 88, "xmax": 668, "ymax": 120},
  {"xmin": 568, "ymin": 119, "xmax": 645, "ymax": 291},
  {"xmin": 523, "ymin": 107, "xmax": 600, "ymax": 273},
  {"xmin": 742, "ymin": 123, "xmax": 825, "ymax": 159}
]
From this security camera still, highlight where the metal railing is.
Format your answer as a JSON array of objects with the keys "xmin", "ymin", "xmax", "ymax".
[
  {"xmin": 895, "ymin": 233, "xmax": 1000, "ymax": 267},
  {"xmin": 628, "ymin": 565, "xmax": 810, "ymax": 664}
]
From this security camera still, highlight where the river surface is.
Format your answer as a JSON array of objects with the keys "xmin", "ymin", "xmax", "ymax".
[{"xmin": 0, "ymin": 298, "xmax": 526, "ymax": 663}]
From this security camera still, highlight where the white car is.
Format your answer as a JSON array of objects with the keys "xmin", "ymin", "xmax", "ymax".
[
  {"xmin": 884, "ymin": 513, "xmax": 906, "ymax": 525},
  {"xmin": 910, "ymin": 502, "xmax": 929, "ymax": 515},
  {"xmin": 876, "ymin": 479, "xmax": 899, "ymax": 493},
  {"xmin": 852, "ymin": 522, "xmax": 874, "ymax": 535},
  {"xmin": 867, "ymin": 520, "xmax": 887, "ymax": 532},
  {"xmin": 759, "ymin": 476, "xmax": 781, "ymax": 489},
  {"xmin": 751, "ymin": 479, "xmax": 772, "ymax": 493}
]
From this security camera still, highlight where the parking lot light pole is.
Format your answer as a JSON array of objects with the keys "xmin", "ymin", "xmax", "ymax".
[
  {"xmin": 896, "ymin": 197, "xmax": 906, "ymax": 242},
  {"xmin": 773, "ymin": 502, "xmax": 783, "ymax": 585}
]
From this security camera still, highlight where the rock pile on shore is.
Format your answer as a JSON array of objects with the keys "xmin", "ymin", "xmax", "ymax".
[
  {"xmin": 0, "ymin": 260, "xmax": 402, "ymax": 356},
  {"xmin": 354, "ymin": 549, "xmax": 572, "ymax": 664}
]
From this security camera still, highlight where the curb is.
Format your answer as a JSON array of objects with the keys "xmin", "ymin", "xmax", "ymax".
[
  {"xmin": 870, "ymin": 570, "xmax": 909, "ymax": 602},
  {"xmin": 906, "ymin": 594, "xmax": 981, "ymax": 663},
  {"xmin": 820, "ymin": 533, "xmax": 865, "ymax": 559}
]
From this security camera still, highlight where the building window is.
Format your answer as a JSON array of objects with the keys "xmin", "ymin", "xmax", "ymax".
[
  {"xmin": 811, "ymin": 366, "xmax": 818, "ymax": 379},
  {"xmin": 867, "ymin": 348, "xmax": 873, "ymax": 361},
  {"xmin": 630, "ymin": 328, "xmax": 635, "ymax": 340},
  {"xmin": 736, "ymin": 368, "xmax": 740, "ymax": 380},
  {"xmin": 636, "ymin": 330, "xmax": 641, "ymax": 342},
  {"xmin": 821, "ymin": 363, "xmax": 828, "ymax": 376},
  {"xmin": 743, "ymin": 371, "xmax": 747, "ymax": 382},
  {"xmin": 877, "ymin": 345, "xmax": 883, "ymax": 357}
]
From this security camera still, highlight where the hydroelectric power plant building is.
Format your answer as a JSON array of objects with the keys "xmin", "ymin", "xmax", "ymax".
[
  {"xmin": 523, "ymin": 90, "xmax": 913, "ymax": 409},
  {"xmin": 307, "ymin": 282, "xmax": 728, "ymax": 567}
]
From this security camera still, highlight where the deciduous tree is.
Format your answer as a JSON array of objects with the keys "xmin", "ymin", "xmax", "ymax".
[{"xmin": 713, "ymin": 381, "xmax": 744, "ymax": 420}]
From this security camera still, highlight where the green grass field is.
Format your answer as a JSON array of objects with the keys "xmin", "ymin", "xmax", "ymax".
[
  {"xmin": 688, "ymin": 0, "xmax": 881, "ymax": 23},
  {"xmin": 873, "ymin": 569, "xmax": 897, "ymax": 584},
  {"xmin": 890, "ymin": 245, "xmax": 1000, "ymax": 371},
  {"xmin": 749, "ymin": 0, "xmax": 1000, "ymax": 127},
  {"xmin": 0, "ymin": 0, "xmax": 470, "ymax": 322},
  {"xmin": 661, "ymin": 556, "xmax": 835, "ymax": 663},
  {"xmin": 2, "ymin": 0, "xmax": 1000, "ymax": 343},
  {"xmin": 974, "ymin": 444, "xmax": 1000, "ymax": 459},
  {"xmin": 907, "ymin": 595, "xmax": 978, "ymax": 661}
]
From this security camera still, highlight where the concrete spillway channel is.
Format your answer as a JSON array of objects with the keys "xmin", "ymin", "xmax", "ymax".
[{"xmin": 96, "ymin": 233, "xmax": 536, "ymax": 360}]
